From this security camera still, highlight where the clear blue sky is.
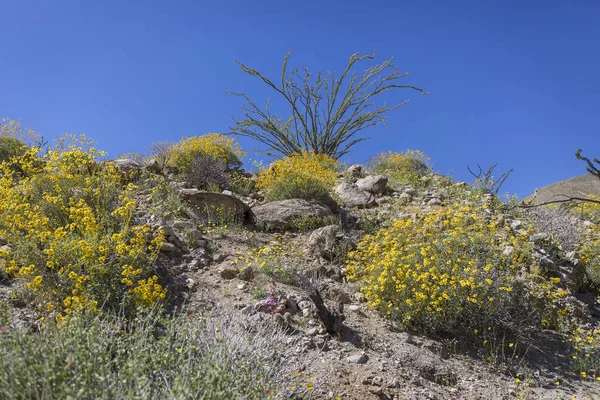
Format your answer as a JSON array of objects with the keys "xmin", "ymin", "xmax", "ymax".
[{"xmin": 1, "ymin": 0, "xmax": 599, "ymax": 197}]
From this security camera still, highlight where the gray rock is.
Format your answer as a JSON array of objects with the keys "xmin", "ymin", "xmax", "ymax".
[
  {"xmin": 346, "ymin": 353, "xmax": 369, "ymax": 364},
  {"xmin": 145, "ymin": 158, "xmax": 162, "ymax": 174},
  {"xmin": 531, "ymin": 233, "xmax": 549, "ymax": 242},
  {"xmin": 160, "ymin": 242, "xmax": 181, "ymax": 254},
  {"xmin": 347, "ymin": 164, "xmax": 364, "ymax": 178},
  {"xmin": 334, "ymin": 183, "xmax": 376, "ymax": 209},
  {"xmin": 399, "ymin": 192, "xmax": 412, "ymax": 203},
  {"xmin": 427, "ymin": 198, "xmax": 442, "ymax": 206},
  {"xmin": 306, "ymin": 225, "xmax": 339, "ymax": 259},
  {"xmin": 179, "ymin": 189, "xmax": 250, "ymax": 218},
  {"xmin": 356, "ymin": 175, "xmax": 388, "ymax": 194},
  {"xmin": 111, "ymin": 159, "xmax": 142, "ymax": 173},
  {"xmin": 251, "ymin": 199, "xmax": 333, "ymax": 230},
  {"xmin": 157, "ymin": 225, "xmax": 176, "ymax": 237},
  {"xmin": 185, "ymin": 278, "xmax": 196, "ymax": 290}
]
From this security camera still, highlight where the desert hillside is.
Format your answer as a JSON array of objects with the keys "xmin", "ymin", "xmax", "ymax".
[{"xmin": 529, "ymin": 174, "xmax": 600, "ymax": 205}]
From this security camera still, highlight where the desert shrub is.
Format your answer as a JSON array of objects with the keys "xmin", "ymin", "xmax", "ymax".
[
  {"xmin": 256, "ymin": 152, "xmax": 338, "ymax": 202},
  {"xmin": 228, "ymin": 171, "xmax": 255, "ymax": 196},
  {"xmin": 0, "ymin": 136, "xmax": 27, "ymax": 164},
  {"xmin": 0, "ymin": 146, "xmax": 166, "ymax": 322},
  {"xmin": 0, "ymin": 309, "xmax": 288, "ymax": 399},
  {"xmin": 170, "ymin": 133, "xmax": 245, "ymax": 172},
  {"xmin": 346, "ymin": 202, "xmax": 569, "ymax": 341},
  {"xmin": 527, "ymin": 206, "xmax": 584, "ymax": 252},
  {"xmin": 579, "ymin": 222, "xmax": 600, "ymax": 289},
  {"xmin": 184, "ymin": 151, "xmax": 229, "ymax": 190},
  {"xmin": 367, "ymin": 150, "xmax": 431, "ymax": 188},
  {"xmin": 567, "ymin": 325, "xmax": 600, "ymax": 380}
]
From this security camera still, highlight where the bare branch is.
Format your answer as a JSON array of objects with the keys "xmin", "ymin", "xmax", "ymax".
[{"xmin": 228, "ymin": 51, "xmax": 426, "ymax": 159}]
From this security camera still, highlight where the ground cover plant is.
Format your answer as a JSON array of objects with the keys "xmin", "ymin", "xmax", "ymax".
[{"xmin": 0, "ymin": 309, "xmax": 289, "ymax": 399}]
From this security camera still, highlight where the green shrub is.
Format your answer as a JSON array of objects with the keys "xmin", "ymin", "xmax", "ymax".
[
  {"xmin": 257, "ymin": 152, "xmax": 338, "ymax": 202},
  {"xmin": 170, "ymin": 134, "xmax": 245, "ymax": 171},
  {"xmin": 579, "ymin": 222, "xmax": 600, "ymax": 290},
  {"xmin": 346, "ymin": 202, "xmax": 569, "ymax": 341},
  {"xmin": 0, "ymin": 136, "xmax": 27, "ymax": 164},
  {"xmin": 367, "ymin": 150, "xmax": 431, "ymax": 188},
  {"xmin": 265, "ymin": 171, "xmax": 332, "ymax": 202},
  {"xmin": 0, "ymin": 309, "xmax": 288, "ymax": 399}
]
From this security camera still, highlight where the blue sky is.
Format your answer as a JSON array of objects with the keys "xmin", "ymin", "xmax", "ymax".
[{"xmin": 1, "ymin": 0, "xmax": 599, "ymax": 197}]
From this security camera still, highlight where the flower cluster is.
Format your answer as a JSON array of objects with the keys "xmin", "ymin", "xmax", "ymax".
[
  {"xmin": 0, "ymin": 145, "xmax": 166, "ymax": 322},
  {"xmin": 256, "ymin": 152, "xmax": 338, "ymax": 201},
  {"xmin": 346, "ymin": 202, "xmax": 568, "ymax": 338},
  {"xmin": 579, "ymin": 221, "xmax": 600, "ymax": 289},
  {"xmin": 170, "ymin": 133, "xmax": 245, "ymax": 170},
  {"xmin": 367, "ymin": 149, "xmax": 431, "ymax": 188}
]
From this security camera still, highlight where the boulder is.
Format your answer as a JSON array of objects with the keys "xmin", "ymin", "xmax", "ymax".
[
  {"xmin": 111, "ymin": 159, "xmax": 143, "ymax": 173},
  {"xmin": 334, "ymin": 183, "xmax": 376, "ymax": 209},
  {"xmin": 306, "ymin": 225, "xmax": 339, "ymax": 259},
  {"xmin": 179, "ymin": 189, "xmax": 250, "ymax": 218},
  {"xmin": 356, "ymin": 175, "xmax": 388, "ymax": 195},
  {"xmin": 145, "ymin": 158, "xmax": 162, "ymax": 174},
  {"xmin": 251, "ymin": 199, "xmax": 333, "ymax": 230},
  {"xmin": 347, "ymin": 164, "xmax": 365, "ymax": 179}
]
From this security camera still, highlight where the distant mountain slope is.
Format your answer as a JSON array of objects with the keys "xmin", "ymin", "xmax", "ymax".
[{"xmin": 528, "ymin": 173, "xmax": 600, "ymax": 205}]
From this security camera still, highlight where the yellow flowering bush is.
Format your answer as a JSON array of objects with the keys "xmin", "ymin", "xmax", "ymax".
[
  {"xmin": 367, "ymin": 150, "xmax": 431, "ymax": 188},
  {"xmin": 256, "ymin": 152, "xmax": 338, "ymax": 201},
  {"xmin": 169, "ymin": 133, "xmax": 245, "ymax": 171},
  {"xmin": 0, "ymin": 145, "xmax": 166, "ymax": 321},
  {"xmin": 579, "ymin": 221, "xmax": 600, "ymax": 289},
  {"xmin": 346, "ymin": 202, "xmax": 568, "ymax": 339},
  {"xmin": 567, "ymin": 326, "xmax": 600, "ymax": 379}
]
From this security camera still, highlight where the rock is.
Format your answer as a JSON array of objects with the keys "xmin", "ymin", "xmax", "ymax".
[
  {"xmin": 220, "ymin": 268, "xmax": 238, "ymax": 280},
  {"xmin": 530, "ymin": 233, "xmax": 549, "ymax": 242},
  {"xmin": 502, "ymin": 246, "xmax": 515, "ymax": 257},
  {"xmin": 157, "ymin": 225, "xmax": 176, "ymax": 237},
  {"xmin": 427, "ymin": 198, "xmax": 442, "ymax": 206},
  {"xmin": 0, "ymin": 237, "xmax": 7, "ymax": 246},
  {"xmin": 346, "ymin": 353, "xmax": 369, "ymax": 364},
  {"xmin": 0, "ymin": 244, "xmax": 11, "ymax": 253},
  {"xmin": 179, "ymin": 189, "xmax": 250, "ymax": 218},
  {"xmin": 145, "ymin": 158, "xmax": 162, "ymax": 174},
  {"xmin": 356, "ymin": 175, "xmax": 388, "ymax": 195},
  {"xmin": 306, "ymin": 225, "xmax": 339, "ymax": 259},
  {"xmin": 368, "ymin": 386, "xmax": 383, "ymax": 395},
  {"xmin": 334, "ymin": 183, "xmax": 376, "ymax": 209},
  {"xmin": 251, "ymin": 199, "xmax": 333, "ymax": 230},
  {"xmin": 399, "ymin": 192, "xmax": 412, "ymax": 203},
  {"xmin": 185, "ymin": 278, "xmax": 195, "ymax": 290},
  {"xmin": 159, "ymin": 242, "xmax": 181, "ymax": 254},
  {"xmin": 347, "ymin": 164, "xmax": 364, "ymax": 179},
  {"xmin": 111, "ymin": 159, "xmax": 142, "ymax": 173}
]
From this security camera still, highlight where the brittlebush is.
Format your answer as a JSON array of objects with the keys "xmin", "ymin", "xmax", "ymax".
[
  {"xmin": 256, "ymin": 152, "xmax": 338, "ymax": 201},
  {"xmin": 579, "ymin": 221, "xmax": 600, "ymax": 289},
  {"xmin": 346, "ymin": 202, "xmax": 568, "ymax": 339},
  {"xmin": 0, "ymin": 145, "xmax": 166, "ymax": 322},
  {"xmin": 169, "ymin": 133, "xmax": 245, "ymax": 171},
  {"xmin": 367, "ymin": 150, "xmax": 431, "ymax": 188}
]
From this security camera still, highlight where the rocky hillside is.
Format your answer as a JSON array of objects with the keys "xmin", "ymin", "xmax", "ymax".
[
  {"xmin": 1, "ymin": 138, "xmax": 600, "ymax": 400},
  {"xmin": 528, "ymin": 174, "xmax": 600, "ymax": 205}
]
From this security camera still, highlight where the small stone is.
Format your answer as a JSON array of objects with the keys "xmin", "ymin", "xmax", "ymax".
[
  {"xmin": 346, "ymin": 353, "xmax": 368, "ymax": 364},
  {"xmin": 160, "ymin": 242, "xmax": 180, "ymax": 254},
  {"xmin": 530, "ymin": 233, "xmax": 549, "ymax": 242},
  {"xmin": 185, "ymin": 278, "xmax": 195, "ymax": 290},
  {"xmin": 368, "ymin": 386, "xmax": 383, "ymax": 395},
  {"xmin": 306, "ymin": 327, "xmax": 319, "ymax": 336},
  {"xmin": 237, "ymin": 283, "xmax": 246, "ymax": 290}
]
